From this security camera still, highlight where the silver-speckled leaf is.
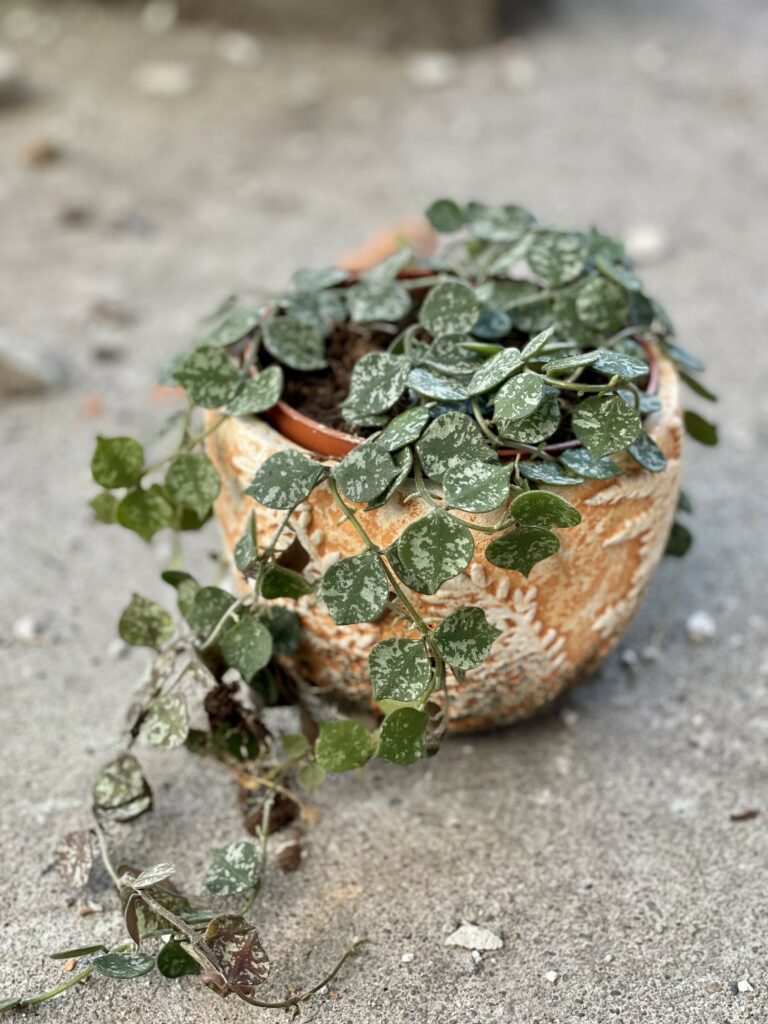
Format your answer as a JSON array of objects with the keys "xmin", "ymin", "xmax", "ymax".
[
  {"xmin": 426, "ymin": 198, "xmax": 465, "ymax": 232},
  {"xmin": 591, "ymin": 348, "xmax": 648, "ymax": 382},
  {"xmin": 552, "ymin": 292, "xmax": 601, "ymax": 347},
  {"xmin": 92, "ymin": 953, "xmax": 155, "ymax": 980},
  {"xmin": 407, "ymin": 366, "xmax": 468, "ymax": 402},
  {"xmin": 319, "ymin": 549, "xmax": 389, "ymax": 625},
  {"xmin": 221, "ymin": 617, "xmax": 273, "ymax": 681},
  {"xmin": 204, "ymin": 915, "xmax": 270, "ymax": 994},
  {"xmin": 205, "ymin": 842, "xmax": 258, "ymax": 896},
  {"xmin": 334, "ymin": 441, "xmax": 397, "ymax": 503},
  {"xmin": 472, "ymin": 307, "xmax": 513, "ymax": 340},
  {"xmin": 315, "ymin": 720, "xmax": 371, "ymax": 772},
  {"xmin": 131, "ymin": 863, "xmax": 176, "ymax": 890},
  {"xmin": 527, "ymin": 231, "xmax": 588, "ymax": 286},
  {"xmin": 140, "ymin": 694, "xmax": 189, "ymax": 749},
  {"xmin": 281, "ymin": 288, "xmax": 346, "ymax": 332},
  {"xmin": 497, "ymin": 388, "xmax": 560, "ymax": 445},
  {"xmin": 246, "ymin": 450, "xmax": 325, "ymax": 509},
  {"xmin": 200, "ymin": 307, "xmax": 260, "ymax": 348},
  {"xmin": 467, "ymin": 347, "xmax": 522, "ymax": 396},
  {"xmin": 423, "ymin": 333, "xmax": 486, "ymax": 376},
  {"xmin": 443, "ymin": 461, "xmax": 510, "ymax": 513},
  {"xmin": 347, "ymin": 280, "xmax": 412, "ymax": 323},
  {"xmin": 174, "ymin": 346, "xmax": 241, "ymax": 408},
  {"xmin": 416, "ymin": 412, "xmax": 498, "ymax": 481},
  {"xmin": 465, "ymin": 202, "xmax": 534, "ymax": 242},
  {"xmin": 627, "ymin": 430, "xmax": 667, "ymax": 472},
  {"xmin": 165, "ymin": 453, "xmax": 220, "ymax": 517},
  {"xmin": 342, "ymin": 352, "xmax": 411, "ymax": 416},
  {"xmin": 377, "ymin": 406, "xmax": 430, "ymax": 452},
  {"xmin": 572, "ymin": 394, "xmax": 642, "ymax": 458},
  {"xmin": 116, "ymin": 486, "xmax": 174, "ymax": 542},
  {"xmin": 365, "ymin": 446, "xmax": 412, "ymax": 510},
  {"xmin": 510, "ymin": 490, "xmax": 582, "ymax": 528},
  {"xmin": 419, "ymin": 281, "xmax": 481, "ymax": 337},
  {"xmin": 91, "ymin": 436, "xmax": 144, "ymax": 489},
  {"xmin": 520, "ymin": 326, "xmax": 556, "ymax": 362},
  {"xmin": 363, "ymin": 245, "xmax": 414, "ymax": 284},
  {"xmin": 560, "ymin": 447, "xmax": 621, "ymax": 479},
  {"xmin": 432, "ymin": 607, "xmax": 502, "ymax": 670},
  {"xmin": 291, "ymin": 266, "xmax": 347, "ymax": 291},
  {"xmin": 262, "ymin": 316, "xmax": 327, "ymax": 371},
  {"xmin": 187, "ymin": 586, "xmax": 236, "ymax": 639},
  {"xmin": 377, "ymin": 707, "xmax": 428, "ymax": 766},
  {"xmin": 369, "ymin": 638, "xmax": 431, "ymax": 703},
  {"xmin": 397, "ymin": 511, "xmax": 474, "ymax": 592},
  {"xmin": 93, "ymin": 754, "xmax": 152, "ymax": 822},
  {"xmin": 493, "ymin": 370, "xmax": 546, "ymax": 422},
  {"xmin": 225, "ymin": 366, "xmax": 284, "ymax": 416},
  {"xmin": 595, "ymin": 255, "xmax": 643, "ymax": 292},
  {"xmin": 234, "ymin": 511, "xmax": 259, "ymax": 574},
  {"xmin": 519, "ymin": 461, "xmax": 583, "ymax": 486},
  {"xmin": 543, "ymin": 350, "xmax": 600, "ymax": 376},
  {"xmin": 119, "ymin": 593, "xmax": 174, "ymax": 649},
  {"xmin": 53, "ymin": 831, "xmax": 94, "ymax": 890},
  {"xmin": 486, "ymin": 525, "xmax": 560, "ymax": 577},
  {"xmin": 575, "ymin": 276, "xmax": 628, "ymax": 332}
]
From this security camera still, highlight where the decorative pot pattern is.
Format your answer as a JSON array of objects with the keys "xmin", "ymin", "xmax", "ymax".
[{"xmin": 207, "ymin": 354, "xmax": 682, "ymax": 732}]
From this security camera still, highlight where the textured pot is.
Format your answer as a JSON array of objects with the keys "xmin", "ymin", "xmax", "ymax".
[{"xmin": 207, "ymin": 353, "xmax": 683, "ymax": 733}]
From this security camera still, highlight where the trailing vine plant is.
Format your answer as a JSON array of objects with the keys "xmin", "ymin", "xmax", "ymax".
[{"xmin": 1, "ymin": 200, "xmax": 716, "ymax": 1014}]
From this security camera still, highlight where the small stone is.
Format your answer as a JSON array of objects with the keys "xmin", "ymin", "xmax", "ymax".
[
  {"xmin": 737, "ymin": 978, "xmax": 754, "ymax": 994},
  {"xmin": 12, "ymin": 615, "xmax": 45, "ymax": 642},
  {"xmin": 445, "ymin": 924, "xmax": 503, "ymax": 951},
  {"xmin": 604, "ymin": 953, "xmax": 614, "ymax": 963},
  {"xmin": 400, "ymin": 952, "xmax": 414, "ymax": 964},
  {"xmin": 406, "ymin": 51, "xmax": 459, "ymax": 89},
  {"xmin": 0, "ymin": 333, "xmax": 68, "ymax": 395},
  {"xmin": 216, "ymin": 31, "xmax": 263, "ymax": 68},
  {"xmin": 107, "ymin": 638, "xmax": 129, "ymax": 660},
  {"xmin": 276, "ymin": 840, "xmax": 301, "ymax": 873},
  {"xmin": 620, "ymin": 648, "xmax": 639, "ymax": 669},
  {"xmin": 140, "ymin": 1, "xmax": 178, "ymax": 34},
  {"xmin": 471, "ymin": 949, "xmax": 482, "ymax": 963},
  {"xmin": 23, "ymin": 138, "xmax": 63, "ymax": 166},
  {"xmin": 686, "ymin": 610, "xmax": 716, "ymax": 643},
  {"xmin": 132, "ymin": 62, "xmax": 194, "ymax": 98},
  {"xmin": 545, "ymin": 970, "xmax": 559, "ymax": 983},
  {"xmin": 640, "ymin": 645, "xmax": 660, "ymax": 663},
  {"xmin": 561, "ymin": 708, "xmax": 579, "ymax": 728},
  {"xmin": 622, "ymin": 224, "xmax": 669, "ymax": 266}
]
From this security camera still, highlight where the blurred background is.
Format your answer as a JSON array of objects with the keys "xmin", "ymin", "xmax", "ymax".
[{"xmin": 2, "ymin": 2, "xmax": 768, "ymax": 1022}]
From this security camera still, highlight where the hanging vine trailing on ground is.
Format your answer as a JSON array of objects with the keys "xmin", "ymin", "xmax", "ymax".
[{"xmin": 0, "ymin": 200, "xmax": 717, "ymax": 1014}]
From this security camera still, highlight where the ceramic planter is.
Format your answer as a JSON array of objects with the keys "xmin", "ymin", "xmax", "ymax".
[{"xmin": 207, "ymin": 350, "xmax": 682, "ymax": 733}]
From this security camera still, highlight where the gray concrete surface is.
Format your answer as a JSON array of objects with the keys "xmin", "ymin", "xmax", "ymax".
[{"xmin": 1, "ymin": 2, "xmax": 767, "ymax": 1021}]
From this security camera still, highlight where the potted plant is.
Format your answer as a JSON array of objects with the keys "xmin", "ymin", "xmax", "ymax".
[{"xmin": 1, "ymin": 200, "xmax": 716, "ymax": 1014}]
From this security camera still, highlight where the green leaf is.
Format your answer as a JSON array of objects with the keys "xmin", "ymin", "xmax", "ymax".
[
  {"xmin": 234, "ymin": 511, "xmax": 259, "ymax": 573},
  {"xmin": 187, "ymin": 586, "xmax": 236, "ymax": 639},
  {"xmin": 377, "ymin": 406, "xmax": 431, "ymax": 452},
  {"xmin": 552, "ymin": 292, "xmax": 601, "ymax": 347},
  {"xmin": 665, "ymin": 520, "xmax": 693, "ymax": 558},
  {"xmin": 416, "ymin": 412, "xmax": 497, "ymax": 481},
  {"xmin": 224, "ymin": 366, "xmax": 284, "ymax": 415},
  {"xmin": 245, "ymin": 450, "xmax": 325, "ymax": 509},
  {"xmin": 527, "ymin": 230, "xmax": 588, "ymax": 286},
  {"xmin": 282, "ymin": 288, "xmax": 346, "ymax": 331},
  {"xmin": 116, "ymin": 486, "xmax": 174, "ymax": 541},
  {"xmin": 419, "ymin": 281, "xmax": 481, "ymax": 337},
  {"xmin": 363, "ymin": 246, "xmax": 414, "ymax": 284},
  {"xmin": 205, "ymin": 842, "xmax": 258, "ymax": 896},
  {"xmin": 510, "ymin": 490, "xmax": 581, "ymax": 528},
  {"xmin": 443, "ymin": 461, "xmax": 510, "ymax": 513},
  {"xmin": 595, "ymin": 254, "xmax": 643, "ymax": 292},
  {"xmin": 424, "ymin": 333, "xmax": 486, "ymax": 375},
  {"xmin": 497, "ymin": 388, "xmax": 560, "ymax": 445},
  {"xmin": 262, "ymin": 316, "xmax": 327, "ymax": 371},
  {"xmin": 575, "ymin": 276, "xmax": 628, "ymax": 332},
  {"xmin": 320, "ymin": 549, "xmax": 389, "ymax": 625},
  {"xmin": 493, "ymin": 370, "xmax": 546, "ymax": 422},
  {"xmin": 334, "ymin": 441, "xmax": 397, "ymax": 502},
  {"xmin": 92, "ymin": 953, "xmax": 155, "ymax": 980},
  {"xmin": 91, "ymin": 436, "xmax": 144, "ymax": 489},
  {"xmin": 684, "ymin": 410, "xmax": 718, "ymax": 446},
  {"xmin": 369, "ymin": 638, "xmax": 431, "ymax": 702},
  {"xmin": 512, "ymin": 294, "xmax": 555, "ymax": 335},
  {"xmin": 165, "ymin": 453, "xmax": 220, "ymax": 518},
  {"xmin": 627, "ymin": 431, "xmax": 667, "ymax": 472},
  {"xmin": 201, "ymin": 307, "xmax": 260, "ymax": 348},
  {"xmin": 520, "ymin": 461, "xmax": 583, "ymax": 486},
  {"xmin": 406, "ymin": 366, "xmax": 468, "ymax": 402},
  {"xmin": 118, "ymin": 593, "xmax": 173, "ymax": 648},
  {"xmin": 365, "ymin": 446, "xmax": 412, "ymax": 510},
  {"xmin": 261, "ymin": 564, "xmax": 312, "ymax": 599},
  {"xmin": 432, "ymin": 607, "xmax": 502, "ymax": 670},
  {"xmin": 572, "ymin": 394, "xmax": 642, "ymax": 459},
  {"xmin": 663, "ymin": 341, "xmax": 704, "ymax": 372},
  {"xmin": 49, "ymin": 944, "xmax": 108, "ymax": 960},
  {"xmin": 426, "ymin": 198, "xmax": 465, "ymax": 232},
  {"xmin": 281, "ymin": 733, "xmax": 309, "ymax": 759},
  {"xmin": 342, "ymin": 352, "xmax": 411, "ymax": 417},
  {"xmin": 175, "ymin": 346, "xmax": 240, "ymax": 408},
  {"xmin": 560, "ymin": 447, "xmax": 621, "ymax": 479},
  {"xmin": 486, "ymin": 525, "xmax": 560, "ymax": 576},
  {"xmin": 264, "ymin": 605, "xmax": 301, "ymax": 655},
  {"xmin": 297, "ymin": 762, "xmax": 326, "ymax": 792},
  {"xmin": 520, "ymin": 326, "xmax": 557, "ymax": 361},
  {"xmin": 466, "ymin": 347, "xmax": 523, "ymax": 396},
  {"xmin": 473, "ymin": 307, "xmax": 513, "ymax": 340},
  {"xmin": 465, "ymin": 202, "xmax": 534, "ymax": 242},
  {"xmin": 679, "ymin": 371, "xmax": 717, "ymax": 402},
  {"xmin": 221, "ymin": 617, "xmax": 273, "ymax": 681},
  {"xmin": 591, "ymin": 349, "xmax": 648, "ymax": 382},
  {"xmin": 140, "ymin": 694, "xmax": 189, "ymax": 749},
  {"xmin": 378, "ymin": 707, "xmax": 428, "ymax": 766},
  {"xmin": 384, "ymin": 541, "xmax": 437, "ymax": 596},
  {"xmin": 157, "ymin": 938, "xmax": 200, "ymax": 978},
  {"xmin": 204, "ymin": 915, "xmax": 270, "ymax": 994},
  {"xmin": 315, "ymin": 719, "xmax": 371, "ymax": 773},
  {"xmin": 347, "ymin": 280, "xmax": 412, "ymax": 323},
  {"xmin": 90, "ymin": 491, "xmax": 119, "ymax": 523},
  {"xmin": 93, "ymin": 753, "xmax": 152, "ymax": 822},
  {"xmin": 131, "ymin": 863, "xmax": 176, "ymax": 889},
  {"xmin": 397, "ymin": 511, "xmax": 474, "ymax": 592},
  {"xmin": 291, "ymin": 266, "xmax": 347, "ymax": 291},
  {"xmin": 543, "ymin": 350, "xmax": 600, "ymax": 375}
]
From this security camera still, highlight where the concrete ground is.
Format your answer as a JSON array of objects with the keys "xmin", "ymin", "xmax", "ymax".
[{"xmin": 1, "ymin": 1, "xmax": 767, "ymax": 1021}]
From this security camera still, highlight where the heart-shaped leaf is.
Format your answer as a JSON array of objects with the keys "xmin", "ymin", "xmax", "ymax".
[
  {"xmin": 627, "ymin": 430, "xmax": 667, "ymax": 472},
  {"xmin": 320, "ymin": 549, "xmax": 389, "ymax": 625},
  {"xmin": 140, "ymin": 694, "xmax": 189, "ymax": 748},
  {"xmin": 131, "ymin": 863, "xmax": 176, "ymax": 889},
  {"xmin": 205, "ymin": 842, "xmax": 258, "ymax": 896},
  {"xmin": 591, "ymin": 349, "xmax": 648, "ymax": 382},
  {"xmin": 246, "ymin": 450, "xmax": 325, "ymax": 509},
  {"xmin": 291, "ymin": 266, "xmax": 347, "ymax": 291},
  {"xmin": 53, "ymin": 831, "xmax": 94, "ymax": 890},
  {"xmin": 90, "ymin": 491, "xmax": 119, "ymax": 523},
  {"xmin": 499, "ymin": 390, "xmax": 560, "ymax": 446},
  {"xmin": 486, "ymin": 526, "xmax": 560, "ymax": 577},
  {"xmin": 684, "ymin": 410, "xmax": 718, "ymax": 445},
  {"xmin": 465, "ymin": 202, "xmax": 534, "ymax": 242},
  {"xmin": 595, "ymin": 255, "xmax": 643, "ymax": 292},
  {"xmin": 363, "ymin": 246, "xmax": 414, "ymax": 284},
  {"xmin": 224, "ymin": 366, "xmax": 284, "ymax": 415},
  {"xmin": 572, "ymin": 394, "xmax": 642, "ymax": 458},
  {"xmin": 347, "ymin": 281, "xmax": 412, "ymax": 323},
  {"xmin": 91, "ymin": 436, "xmax": 144, "ymax": 489},
  {"xmin": 467, "ymin": 347, "xmax": 523, "ymax": 396},
  {"xmin": 443, "ymin": 461, "xmax": 510, "ymax": 513},
  {"xmin": 426, "ymin": 198, "xmax": 465, "ymax": 232},
  {"xmin": 118, "ymin": 594, "xmax": 173, "ymax": 649},
  {"xmin": 157, "ymin": 938, "xmax": 200, "ymax": 978},
  {"xmin": 575, "ymin": 276, "xmax": 628, "ymax": 332},
  {"xmin": 165, "ymin": 453, "xmax": 220, "ymax": 518},
  {"xmin": 416, "ymin": 412, "xmax": 497, "ymax": 481},
  {"xmin": 204, "ymin": 915, "xmax": 270, "ymax": 994},
  {"xmin": 260, "ymin": 564, "xmax": 312, "ymax": 600},
  {"xmin": 297, "ymin": 762, "xmax": 326, "ymax": 792},
  {"xmin": 397, "ymin": 511, "xmax": 474, "ymax": 592},
  {"xmin": 93, "ymin": 754, "xmax": 152, "ymax": 822},
  {"xmin": 472, "ymin": 307, "xmax": 513, "ymax": 340},
  {"xmin": 432, "ymin": 607, "xmax": 502, "ymax": 670},
  {"xmin": 519, "ymin": 461, "xmax": 583, "ymax": 486},
  {"xmin": 406, "ymin": 366, "xmax": 468, "ymax": 402},
  {"xmin": 424, "ymin": 334, "xmax": 485, "ymax": 375},
  {"xmin": 493, "ymin": 370, "xmax": 546, "ymax": 422},
  {"xmin": 221, "ymin": 617, "xmax": 273, "ymax": 681},
  {"xmin": 187, "ymin": 586, "xmax": 236, "ymax": 639},
  {"xmin": 527, "ymin": 231, "xmax": 588, "ymax": 286},
  {"xmin": 510, "ymin": 491, "xmax": 582, "ymax": 528},
  {"xmin": 520, "ymin": 326, "xmax": 556, "ymax": 361},
  {"xmin": 117, "ymin": 486, "xmax": 174, "ymax": 541},
  {"xmin": 377, "ymin": 708, "xmax": 428, "ymax": 766},
  {"xmin": 262, "ymin": 316, "xmax": 327, "ymax": 371},
  {"xmin": 315, "ymin": 720, "xmax": 371, "ymax": 772},
  {"xmin": 92, "ymin": 953, "xmax": 156, "ymax": 980},
  {"xmin": 175, "ymin": 346, "xmax": 241, "ymax": 408},
  {"xmin": 377, "ymin": 407, "xmax": 431, "ymax": 452},
  {"xmin": 334, "ymin": 441, "xmax": 397, "ymax": 503},
  {"xmin": 369, "ymin": 638, "xmax": 431, "ymax": 702},
  {"xmin": 543, "ymin": 350, "xmax": 600, "ymax": 376},
  {"xmin": 200, "ymin": 307, "xmax": 260, "ymax": 348},
  {"xmin": 560, "ymin": 448, "xmax": 620, "ymax": 479},
  {"xmin": 282, "ymin": 288, "xmax": 346, "ymax": 331},
  {"xmin": 365, "ymin": 445, "xmax": 412, "ymax": 510},
  {"xmin": 342, "ymin": 352, "xmax": 411, "ymax": 417},
  {"xmin": 419, "ymin": 281, "xmax": 481, "ymax": 337},
  {"xmin": 665, "ymin": 521, "xmax": 693, "ymax": 557}
]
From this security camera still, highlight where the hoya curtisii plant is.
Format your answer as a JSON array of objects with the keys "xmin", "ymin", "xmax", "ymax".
[{"xmin": 1, "ymin": 200, "xmax": 717, "ymax": 1015}]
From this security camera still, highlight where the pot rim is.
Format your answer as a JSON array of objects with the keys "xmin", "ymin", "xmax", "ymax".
[{"xmin": 259, "ymin": 267, "xmax": 661, "ymax": 461}]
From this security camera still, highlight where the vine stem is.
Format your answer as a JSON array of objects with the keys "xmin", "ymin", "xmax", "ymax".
[
  {"xmin": 238, "ymin": 794, "xmax": 273, "ymax": 917},
  {"xmin": 199, "ymin": 594, "xmax": 250, "ymax": 650},
  {"xmin": 540, "ymin": 373, "xmax": 620, "ymax": 393},
  {"xmin": 17, "ymin": 943, "xmax": 132, "ymax": 1009}
]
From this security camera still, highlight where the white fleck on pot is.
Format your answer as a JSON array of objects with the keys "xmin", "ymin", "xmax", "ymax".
[{"xmin": 207, "ymin": 352, "xmax": 682, "ymax": 733}]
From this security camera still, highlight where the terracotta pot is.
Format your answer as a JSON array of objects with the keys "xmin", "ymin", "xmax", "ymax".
[{"xmin": 207, "ymin": 351, "xmax": 683, "ymax": 733}]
